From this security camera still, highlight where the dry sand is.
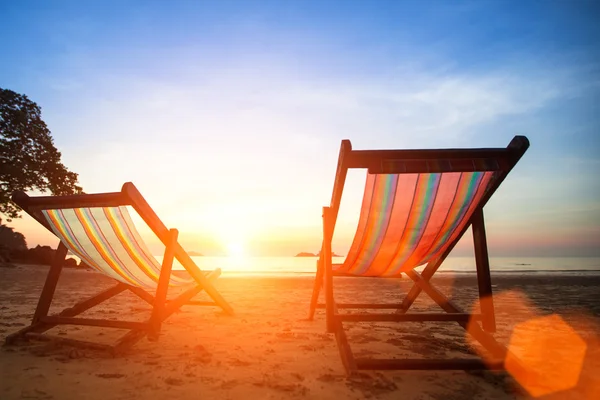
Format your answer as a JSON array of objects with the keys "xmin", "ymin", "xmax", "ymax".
[{"xmin": 1, "ymin": 264, "xmax": 599, "ymax": 399}]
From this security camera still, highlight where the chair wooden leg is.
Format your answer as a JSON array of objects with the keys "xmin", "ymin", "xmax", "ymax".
[
  {"xmin": 322, "ymin": 207, "xmax": 336, "ymax": 333},
  {"xmin": 405, "ymin": 270, "xmax": 464, "ymax": 313},
  {"xmin": 162, "ymin": 269, "xmax": 222, "ymax": 320},
  {"xmin": 23, "ymin": 332, "xmax": 115, "ymax": 352},
  {"xmin": 333, "ymin": 319, "xmax": 358, "ymax": 375},
  {"xmin": 5, "ymin": 283, "xmax": 128, "ymax": 345},
  {"xmin": 6, "ymin": 242, "xmax": 69, "ymax": 344},
  {"xmin": 308, "ymin": 258, "xmax": 324, "ymax": 320},
  {"xmin": 399, "ymin": 257, "xmax": 444, "ymax": 312},
  {"xmin": 32, "ymin": 242, "xmax": 68, "ymax": 324},
  {"xmin": 405, "ymin": 270, "xmax": 507, "ymax": 359},
  {"xmin": 5, "ymin": 238, "xmax": 228, "ymax": 354},
  {"xmin": 183, "ymin": 265, "xmax": 234, "ymax": 316},
  {"xmin": 113, "ymin": 330, "xmax": 148, "ymax": 355},
  {"xmin": 59, "ymin": 284, "xmax": 128, "ymax": 316},
  {"xmin": 128, "ymin": 286, "xmax": 155, "ymax": 305},
  {"xmin": 332, "ymin": 271, "xmax": 517, "ymax": 375},
  {"xmin": 149, "ymin": 229, "xmax": 177, "ymax": 340},
  {"xmin": 472, "ymin": 208, "xmax": 496, "ymax": 332},
  {"xmin": 18, "ymin": 328, "xmax": 148, "ymax": 356}
]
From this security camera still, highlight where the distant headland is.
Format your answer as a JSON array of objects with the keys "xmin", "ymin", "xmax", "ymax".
[
  {"xmin": 295, "ymin": 252, "xmax": 343, "ymax": 257},
  {"xmin": 187, "ymin": 251, "xmax": 204, "ymax": 256}
]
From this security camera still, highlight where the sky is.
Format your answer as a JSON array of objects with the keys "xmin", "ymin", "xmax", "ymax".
[{"xmin": 1, "ymin": 0, "xmax": 599, "ymax": 257}]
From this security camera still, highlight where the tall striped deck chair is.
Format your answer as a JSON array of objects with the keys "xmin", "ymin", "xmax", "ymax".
[
  {"xmin": 6, "ymin": 182, "xmax": 233, "ymax": 354},
  {"xmin": 308, "ymin": 136, "xmax": 529, "ymax": 375}
]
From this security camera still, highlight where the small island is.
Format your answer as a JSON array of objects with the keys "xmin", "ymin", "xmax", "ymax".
[
  {"xmin": 295, "ymin": 252, "xmax": 316, "ymax": 257},
  {"xmin": 187, "ymin": 251, "xmax": 204, "ymax": 257}
]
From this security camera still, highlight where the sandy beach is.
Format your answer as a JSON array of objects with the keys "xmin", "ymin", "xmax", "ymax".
[{"xmin": 1, "ymin": 264, "xmax": 599, "ymax": 399}]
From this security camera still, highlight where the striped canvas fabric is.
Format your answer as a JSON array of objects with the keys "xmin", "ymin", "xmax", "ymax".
[
  {"xmin": 334, "ymin": 171, "xmax": 497, "ymax": 277},
  {"xmin": 41, "ymin": 206, "xmax": 194, "ymax": 289}
]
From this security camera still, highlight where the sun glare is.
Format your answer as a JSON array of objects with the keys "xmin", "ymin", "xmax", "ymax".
[{"xmin": 227, "ymin": 241, "xmax": 246, "ymax": 258}]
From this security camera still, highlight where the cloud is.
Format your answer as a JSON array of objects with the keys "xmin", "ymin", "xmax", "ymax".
[
  {"xmin": 47, "ymin": 54, "xmax": 567, "ymax": 152},
  {"xmin": 39, "ymin": 50, "xmax": 572, "ymax": 221}
]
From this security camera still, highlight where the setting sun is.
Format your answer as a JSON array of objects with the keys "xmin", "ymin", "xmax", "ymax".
[{"xmin": 227, "ymin": 241, "xmax": 246, "ymax": 258}]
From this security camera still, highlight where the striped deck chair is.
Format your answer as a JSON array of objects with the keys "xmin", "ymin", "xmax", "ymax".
[
  {"xmin": 6, "ymin": 182, "xmax": 233, "ymax": 354},
  {"xmin": 308, "ymin": 136, "xmax": 529, "ymax": 375}
]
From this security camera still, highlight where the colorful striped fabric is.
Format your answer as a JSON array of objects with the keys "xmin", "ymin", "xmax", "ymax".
[
  {"xmin": 42, "ymin": 206, "xmax": 194, "ymax": 289},
  {"xmin": 335, "ymin": 171, "xmax": 497, "ymax": 277}
]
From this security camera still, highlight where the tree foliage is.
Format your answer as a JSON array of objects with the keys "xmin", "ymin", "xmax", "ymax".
[
  {"xmin": 0, "ymin": 218, "xmax": 27, "ymax": 263},
  {"xmin": 1, "ymin": 88, "xmax": 83, "ymax": 220},
  {"xmin": 0, "ymin": 218, "xmax": 27, "ymax": 250}
]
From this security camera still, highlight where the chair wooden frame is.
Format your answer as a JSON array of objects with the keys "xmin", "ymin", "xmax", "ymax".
[
  {"xmin": 5, "ymin": 182, "xmax": 234, "ymax": 354},
  {"xmin": 308, "ymin": 136, "xmax": 529, "ymax": 375}
]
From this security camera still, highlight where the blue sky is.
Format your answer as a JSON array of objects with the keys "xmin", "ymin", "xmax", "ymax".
[{"xmin": 1, "ymin": 0, "xmax": 599, "ymax": 256}]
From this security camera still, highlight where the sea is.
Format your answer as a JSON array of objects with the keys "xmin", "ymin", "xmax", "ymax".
[{"xmin": 163, "ymin": 256, "xmax": 600, "ymax": 277}]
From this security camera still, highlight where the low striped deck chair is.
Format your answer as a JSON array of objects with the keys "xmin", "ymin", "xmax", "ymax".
[
  {"xmin": 308, "ymin": 136, "xmax": 529, "ymax": 375},
  {"xmin": 6, "ymin": 182, "xmax": 233, "ymax": 354}
]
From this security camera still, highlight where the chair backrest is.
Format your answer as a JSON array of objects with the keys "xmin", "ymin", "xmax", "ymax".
[
  {"xmin": 335, "ymin": 170, "xmax": 496, "ymax": 276},
  {"xmin": 327, "ymin": 136, "xmax": 529, "ymax": 277},
  {"xmin": 42, "ymin": 206, "xmax": 192, "ymax": 288},
  {"xmin": 12, "ymin": 184, "xmax": 193, "ymax": 289}
]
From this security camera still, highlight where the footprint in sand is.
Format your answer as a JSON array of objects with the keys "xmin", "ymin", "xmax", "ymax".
[
  {"xmin": 290, "ymin": 373, "xmax": 305, "ymax": 382},
  {"xmin": 20, "ymin": 388, "xmax": 53, "ymax": 399},
  {"xmin": 164, "ymin": 377, "xmax": 184, "ymax": 386},
  {"xmin": 0, "ymin": 322, "xmax": 25, "ymax": 327},
  {"xmin": 227, "ymin": 357, "xmax": 251, "ymax": 367},
  {"xmin": 193, "ymin": 344, "xmax": 212, "ymax": 364},
  {"xmin": 386, "ymin": 338, "xmax": 403, "ymax": 346},
  {"xmin": 220, "ymin": 379, "xmax": 239, "ymax": 389},
  {"xmin": 354, "ymin": 349, "xmax": 379, "ymax": 357},
  {"xmin": 299, "ymin": 344, "xmax": 325, "ymax": 352},
  {"xmin": 314, "ymin": 333, "xmax": 332, "ymax": 341},
  {"xmin": 317, "ymin": 373, "xmax": 343, "ymax": 383},
  {"xmin": 276, "ymin": 332, "xmax": 294, "ymax": 339},
  {"xmin": 353, "ymin": 334, "xmax": 379, "ymax": 344},
  {"xmin": 253, "ymin": 380, "xmax": 309, "ymax": 395},
  {"xmin": 96, "ymin": 373, "xmax": 125, "ymax": 379},
  {"xmin": 346, "ymin": 372, "xmax": 398, "ymax": 397}
]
